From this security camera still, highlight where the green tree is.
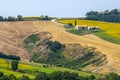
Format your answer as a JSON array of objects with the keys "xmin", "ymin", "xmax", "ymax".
[
  {"xmin": 47, "ymin": 41, "xmax": 64, "ymax": 52},
  {"xmin": 44, "ymin": 16, "xmax": 50, "ymax": 20},
  {"xmin": 86, "ymin": 9, "xmax": 120, "ymax": 23},
  {"xmin": 17, "ymin": 15, "xmax": 23, "ymax": 21},
  {"xmin": 11, "ymin": 60, "xmax": 18, "ymax": 71},
  {"xmin": 8, "ymin": 16, "xmax": 15, "ymax": 21},
  {"xmin": 4, "ymin": 17, "xmax": 7, "ymax": 21},
  {"xmin": 0, "ymin": 16, "xmax": 4, "ymax": 21}
]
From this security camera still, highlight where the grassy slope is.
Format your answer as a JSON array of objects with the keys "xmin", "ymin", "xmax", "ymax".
[
  {"xmin": 59, "ymin": 20, "xmax": 120, "ymax": 44},
  {"xmin": 0, "ymin": 58, "xmax": 93, "ymax": 79}
]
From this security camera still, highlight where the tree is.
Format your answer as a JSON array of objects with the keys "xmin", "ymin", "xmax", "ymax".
[
  {"xmin": 8, "ymin": 16, "xmax": 15, "ymax": 21},
  {"xmin": 17, "ymin": 15, "xmax": 23, "ymax": 21},
  {"xmin": 4, "ymin": 17, "xmax": 7, "ymax": 21},
  {"xmin": 11, "ymin": 60, "xmax": 19, "ymax": 71},
  {"xmin": 0, "ymin": 16, "xmax": 4, "ymax": 21},
  {"xmin": 74, "ymin": 20, "xmax": 77, "ymax": 26},
  {"xmin": 44, "ymin": 16, "xmax": 50, "ymax": 20},
  {"xmin": 47, "ymin": 41, "xmax": 64, "ymax": 52},
  {"xmin": 0, "ymin": 52, "xmax": 20, "ymax": 60},
  {"xmin": 86, "ymin": 9, "xmax": 120, "ymax": 23}
]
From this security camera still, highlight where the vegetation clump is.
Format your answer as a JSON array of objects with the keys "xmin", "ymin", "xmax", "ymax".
[
  {"xmin": 24, "ymin": 34, "xmax": 40, "ymax": 44},
  {"xmin": 86, "ymin": 9, "xmax": 120, "ymax": 23},
  {"xmin": 64, "ymin": 23, "xmax": 74, "ymax": 29},
  {"xmin": 11, "ymin": 60, "xmax": 19, "ymax": 71},
  {"xmin": 47, "ymin": 41, "xmax": 65, "ymax": 52},
  {"xmin": 0, "ymin": 71, "xmax": 120, "ymax": 80},
  {"xmin": 0, "ymin": 52, "xmax": 20, "ymax": 60}
]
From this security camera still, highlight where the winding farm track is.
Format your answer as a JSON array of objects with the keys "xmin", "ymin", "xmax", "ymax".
[{"xmin": 0, "ymin": 21, "xmax": 120, "ymax": 74}]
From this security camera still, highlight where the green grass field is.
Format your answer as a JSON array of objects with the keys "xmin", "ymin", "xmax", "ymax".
[
  {"xmin": 0, "ymin": 58, "xmax": 94, "ymax": 79},
  {"xmin": 59, "ymin": 20, "xmax": 120, "ymax": 44}
]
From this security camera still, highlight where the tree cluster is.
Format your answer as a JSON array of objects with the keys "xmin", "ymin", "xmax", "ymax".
[
  {"xmin": 41, "ymin": 15, "xmax": 50, "ymax": 20},
  {"xmin": 47, "ymin": 41, "xmax": 65, "ymax": 52},
  {"xmin": 86, "ymin": 9, "xmax": 120, "ymax": 23},
  {"xmin": 0, "ymin": 15, "xmax": 23, "ymax": 21},
  {"xmin": 0, "ymin": 52, "xmax": 20, "ymax": 60}
]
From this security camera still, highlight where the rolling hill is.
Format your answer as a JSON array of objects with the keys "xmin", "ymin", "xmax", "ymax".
[{"xmin": 0, "ymin": 21, "xmax": 120, "ymax": 74}]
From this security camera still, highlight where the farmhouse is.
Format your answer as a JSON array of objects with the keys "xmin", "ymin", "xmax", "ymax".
[
  {"xmin": 88, "ymin": 26, "xmax": 100, "ymax": 31},
  {"xmin": 76, "ymin": 25, "xmax": 100, "ymax": 31}
]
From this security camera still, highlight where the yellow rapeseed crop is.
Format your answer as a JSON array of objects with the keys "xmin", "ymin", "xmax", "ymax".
[{"xmin": 59, "ymin": 20, "xmax": 120, "ymax": 39}]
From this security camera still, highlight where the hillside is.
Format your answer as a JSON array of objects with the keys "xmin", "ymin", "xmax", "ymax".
[
  {"xmin": 0, "ymin": 22, "xmax": 39, "ymax": 61},
  {"xmin": 0, "ymin": 21, "xmax": 120, "ymax": 74},
  {"xmin": 24, "ymin": 32, "xmax": 107, "ymax": 71}
]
